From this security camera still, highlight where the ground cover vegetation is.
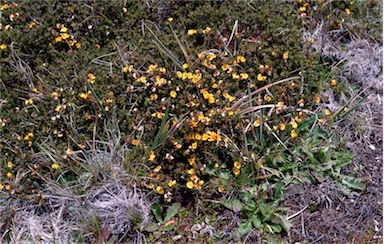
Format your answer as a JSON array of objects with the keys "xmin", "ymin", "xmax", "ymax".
[{"xmin": 0, "ymin": 0, "xmax": 382, "ymax": 242}]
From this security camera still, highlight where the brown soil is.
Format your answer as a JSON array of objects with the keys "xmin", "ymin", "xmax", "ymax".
[{"xmin": 283, "ymin": 136, "xmax": 383, "ymax": 243}]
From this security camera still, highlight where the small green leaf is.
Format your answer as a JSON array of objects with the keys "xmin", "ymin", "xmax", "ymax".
[
  {"xmin": 252, "ymin": 215, "xmax": 261, "ymax": 228},
  {"xmin": 269, "ymin": 223, "xmax": 282, "ymax": 233},
  {"xmin": 144, "ymin": 222, "xmax": 159, "ymax": 232},
  {"xmin": 236, "ymin": 221, "xmax": 253, "ymax": 237},
  {"xmin": 159, "ymin": 223, "xmax": 177, "ymax": 231},
  {"xmin": 274, "ymin": 180, "xmax": 282, "ymax": 200},
  {"xmin": 341, "ymin": 179, "xmax": 365, "ymax": 190},
  {"xmin": 151, "ymin": 203, "xmax": 163, "ymax": 223},
  {"xmin": 164, "ymin": 202, "xmax": 181, "ymax": 222},
  {"xmin": 232, "ymin": 198, "xmax": 243, "ymax": 213},
  {"xmin": 221, "ymin": 199, "xmax": 232, "ymax": 210}
]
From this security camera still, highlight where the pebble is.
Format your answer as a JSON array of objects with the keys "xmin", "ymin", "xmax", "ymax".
[{"xmin": 368, "ymin": 144, "xmax": 376, "ymax": 151}]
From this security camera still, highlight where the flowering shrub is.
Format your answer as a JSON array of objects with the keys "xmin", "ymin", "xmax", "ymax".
[{"xmin": 0, "ymin": 0, "xmax": 371, "ymax": 242}]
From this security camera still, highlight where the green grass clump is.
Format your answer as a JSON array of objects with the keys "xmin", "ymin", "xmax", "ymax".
[{"xmin": 0, "ymin": 0, "xmax": 369, "ymax": 242}]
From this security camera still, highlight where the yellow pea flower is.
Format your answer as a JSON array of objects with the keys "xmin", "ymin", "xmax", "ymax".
[
  {"xmin": 51, "ymin": 163, "xmax": 59, "ymax": 170},
  {"xmin": 187, "ymin": 29, "xmax": 197, "ymax": 35},
  {"xmin": 156, "ymin": 186, "xmax": 164, "ymax": 195},
  {"xmin": 234, "ymin": 161, "xmax": 241, "ymax": 169},
  {"xmin": 168, "ymin": 180, "xmax": 176, "ymax": 187},
  {"xmin": 170, "ymin": 91, "xmax": 177, "ymax": 98},
  {"xmin": 148, "ymin": 151, "xmax": 156, "ymax": 161},
  {"xmin": 290, "ymin": 121, "xmax": 298, "ymax": 129},
  {"xmin": 291, "ymin": 130, "xmax": 298, "ymax": 138},
  {"xmin": 186, "ymin": 181, "xmax": 194, "ymax": 189}
]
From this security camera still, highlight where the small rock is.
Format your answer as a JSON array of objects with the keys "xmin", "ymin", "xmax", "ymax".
[{"xmin": 369, "ymin": 144, "xmax": 376, "ymax": 151}]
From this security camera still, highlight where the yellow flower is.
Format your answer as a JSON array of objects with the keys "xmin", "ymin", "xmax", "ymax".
[
  {"xmin": 191, "ymin": 142, "xmax": 198, "ymax": 150},
  {"xmin": 233, "ymin": 168, "xmax": 240, "ymax": 176},
  {"xmin": 148, "ymin": 151, "xmax": 156, "ymax": 161},
  {"xmin": 182, "ymin": 63, "xmax": 189, "ymax": 69},
  {"xmin": 6, "ymin": 172, "xmax": 12, "ymax": 178},
  {"xmin": 87, "ymin": 73, "xmax": 96, "ymax": 84},
  {"xmin": 0, "ymin": 184, "xmax": 3, "ymax": 190},
  {"xmin": 198, "ymin": 53, "xmax": 204, "ymax": 59},
  {"xmin": 188, "ymin": 157, "xmax": 196, "ymax": 166},
  {"xmin": 291, "ymin": 129, "xmax": 298, "ymax": 138},
  {"xmin": 208, "ymin": 95, "xmax": 215, "ymax": 104},
  {"xmin": 55, "ymin": 105, "xmax": 63, "ymax": 113},
  {"xmin": 218, "ymin": 187, "xmax": 224, "ymax": 193},
  {"xmin": 0, "ymin": 44, "xmax": 7, "ymax": 50},
  {"xmin": 139, "ymin": 76, "xmax": 147, "ymax": 83},
  {"xmin": 207, "ymin": 131, "xmax": 221, "ymax": 141},
  {"xmin": 240, "ymin": 73, "xmax": 249, "ymax": 80},
  {"xmin": 232, "ymin": 73, "xmax": 240, "ymax": 79},
  {"xmin": 156, "ymin": 186, "xmax": 164, "ymax": 195},
  {"xmin": 221, "ymin": 64, "xmax": 230, "ymax": 71},
  {"xmin": 76, "ymin": 42, "xmax": 81, "ymax": 48},
  {"xmin": 5, "ymin": 185, "xmax": 10, "ymax": 190},
  {"xmin": 150, "ymin": 94, "xmax": 158, "ymax": 101},
  {"xmin": 264, "ymin": 95, "xmax": 272, "ymax": 102},
  {"xmin": 55, "ymin": 36, "xmax": 62, "ymax": 43},
  {"xmin": 324, "ymin": 109, "xmax": 332, "ymax": 116},
  {"xmin": 188, "ymin": 168, "xmax": 195, "ymax": 175},
  {"xmin": 330, "ymin": 79, "xmax": 337, "ymax": 86},
  {"xmin": 7, "ymin": 162, "xmax": 13, "ymax": 168},
  {"xmin": 198, "ymin": 180, "xmax": 204, "ymax": 186},
  {"xmin": 202, "ymin": 89, "xmax": 210, "ymax": 99},
  {"xmin": 234, "ymin": 161, "xmax": 241, "ymax": 169},
  {"xmin": 1, "ymin": 4, "xmax": 8, "ymax": 10},
  {"xmin": 203, "ymin": 27, "xmax": 211, "ymax": 34},
  {"xmin": 154, "ymin": 165, "xmax": 162, "ymax": 173},
  {"xmin": 277, "ymin": 101, "xmax": 285, "ymax": 109},
  {"xmin": 60, "ymin": 27, "xmax": 68, "ymax": 33},
  {"xmin": 131, "ymin": 139, "xmax": 140, "ymax": 145},
  {"xmin": 202, "ymin": 133, "xmax": 209, "ymax": 141},
  {"xmin": 316, "ymin": 96, "xmax": 321, "ymax": 103},
  {"xmin": 160, "ymin": 67, "xmax": 166, "ymax": 73},
  {"xmin": 253, "ymin": 118, "xmax": 261, "ymax": 127},
  {"xmin": 168, "ymin": 17, "xmax": 173, "ymax": 22},
  {"xmin": 290, "ymin": 121, "xmax": 298, "ymax": 129},
  {"xmin": 147, "ymin": 64, "xmax": 158, "ymax": 72},
  {"xmin": 79, "ymin": 93, "xmax": 88, "ymax": 100},
  {"xmin": 345, "ymin": 8, "xmax": 351, "ymax": 15},
  {"xmin": 192, "ymin": 73, "xmax": 201, "ymax": 83},
  {"xmin": 24, "ymin": 132, "xmax": 34, "ymax": 141},
  {"xmin": 279, "ymin": 123, "xmax": 286, "ymax": 131},
  {"xmin": 25, "ymin": 99, "xmax": 34, "ymax": 105},
  {"xmin": 170, "ymin": 91, "xmax": 177, "ymax": 98},
  {"xmin": 257, "ymin": 73, "xmax": 267, "ymax": 81},
  {"xmin": 4, "ymin": 25, "xmax": 11, "ymax": 31},
  {"xmin": 195, "ymin": 134, "xmax": 201, "ymax": 140},
  {"xmin": 51, "ymin": 163, "xmax": 59, "ymax": 170},
  {"xmin": 236, "ymin": 55, "xmax": 246, "ymax": 63},
  {"xmin": 61, "ymin": 33, "xmax": 70, "ymax": 40},
  {"xmin": 152, "ymin": 111, "xmax": 164, "ymax": 119},
  {"xmin": 206, "ymin": 52, "xmax": 216, "ymax": 61},
  {"xmin": 186, "ymin": 181, "xmax": 194, "ymax": 189},
  {"xmin": 51, "ymin": 92, "xmax": 60, "ymax": 99},
  {"xmin": 122, "ymin": 7, "xmax": 127, "ymax": 13},
  {"xmin": 283, "ymin": 52, "xmax": 289, "ymax": 60},
  {"xmin": 168, "ymin": 180, "xmax": 176, "ymax": 187},
  {"xmin": 123, "ymin": 65, "xmax": 133, "ymax": 73},
  {"xmin": 187, "ymin": 29, "xmax": 197, "ymax": 35},
  {"xmin": 295, "ymin": 116, "xmax": 302, "ymax": 123}
]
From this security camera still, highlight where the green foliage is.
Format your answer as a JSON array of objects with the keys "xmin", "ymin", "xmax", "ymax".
[{"xmin": 0, "ymin": 0, "xmax": 369, "ymax": 242}]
